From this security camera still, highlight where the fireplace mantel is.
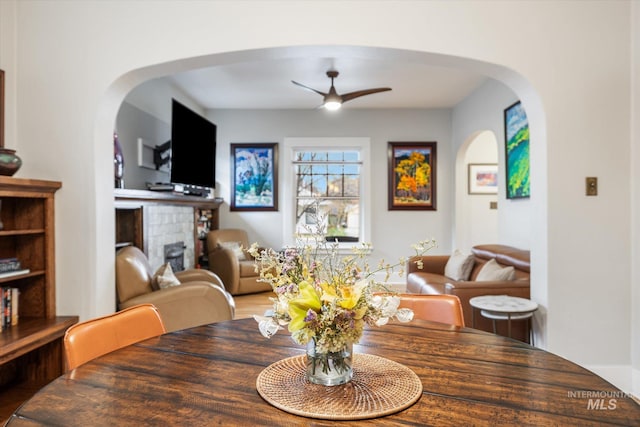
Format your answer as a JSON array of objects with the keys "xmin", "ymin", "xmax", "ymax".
[
  {"xmin": 114, "ymin": 189, "xmax": 222, "ymax": 269},
  {"xmin": 114, "ymin": 188, "xmax": 223, "ymax": 210}
]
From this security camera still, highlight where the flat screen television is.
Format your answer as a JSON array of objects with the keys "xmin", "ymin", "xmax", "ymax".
[{"xmin": 170, "ymin": 99, "xmax": 217, "ymax": 189}]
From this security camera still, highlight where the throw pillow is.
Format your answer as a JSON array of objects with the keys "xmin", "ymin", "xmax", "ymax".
[
  {"xmin": 444, "ymin": 250, "xmax": 475, "ymax": 281},
  {"xmin": 153, "ymin": 262, "xmax": 181, "ymax": 289},
  {"xmin": 219, "ymin": 241, "xmax": 247, "ymax": 261},
  {"xmin": 475, "ymin": 258, "xmax": 516, "ymax": 281}
]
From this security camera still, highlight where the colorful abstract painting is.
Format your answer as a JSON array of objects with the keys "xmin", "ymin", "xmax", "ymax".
[{"xmin": 504, "ymin": 101, "xmax": 530, "ymax": 199}]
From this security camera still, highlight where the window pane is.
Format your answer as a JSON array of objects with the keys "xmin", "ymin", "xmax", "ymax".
[
  {"xmin": 343, "ymin": 164, "xmax": 359, "ymax": 175},
  {"xmin": 295, "ymin": 198, "xmax": 360, "ymax": 242},
  {"xmin": 294, "ymin": 149, "xmax": 361, "ymax": 243},
  {"xmin": 343, "ymin": 176, "xmax": 359, "ymax": 197},
  {"xmin": 343, "ymin": 152, "xmax": 359, "ymax": 162},
  {"xmin": 328, "ymin": 175, "xmax": 342, "ymax": 197},
  {"xmin": 327, "ymin": 152, "xmax": 343, "ymax": 161}
]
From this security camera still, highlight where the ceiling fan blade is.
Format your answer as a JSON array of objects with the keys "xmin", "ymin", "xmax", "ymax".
[
  {"xmin": 291, "ymin": 80, "xmax": 327, "ymax": 97},
  {"xmin": 341, "ymin": 87, "xmax": 392, "ymax": 103}
]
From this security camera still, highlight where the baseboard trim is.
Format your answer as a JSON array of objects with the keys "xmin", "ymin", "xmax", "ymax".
[{"xmin": 584, "ymin": 364, "xmax": 638, "ymax": 398}]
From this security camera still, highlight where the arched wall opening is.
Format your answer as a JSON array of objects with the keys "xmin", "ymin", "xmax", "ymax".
[
  {"xmin": 94, "ymin": 45, "xmax": 547, "ymax": 346},
  {"xmin": 454, "ymin": 130, "xmax": 499, "ymax": 252}
]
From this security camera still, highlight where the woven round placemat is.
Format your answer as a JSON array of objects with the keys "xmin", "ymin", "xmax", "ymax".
[{"xmin": 256, "ymin": 353, "xmax": 422, "ymax": 420}]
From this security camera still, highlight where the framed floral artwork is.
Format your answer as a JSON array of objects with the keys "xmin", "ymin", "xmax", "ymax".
[
  {"xmin": 504, "ymin": 101, "xmax": 530, "ymax": 199},
  {"xmin": 388, "ymin": 141, "xmax": 437, "ymax": 210},
  {"xmin": 468, "ymin": 163, "xmax": 498, "ymax": 195},
  {"xmin": 230, "ymin": 143, "xmax": 278, "ymax": 211}
]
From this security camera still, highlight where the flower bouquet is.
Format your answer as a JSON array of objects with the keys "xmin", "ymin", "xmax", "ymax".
[{"xmin": 250, "ymin": 219, "xmax": 435, "ymax": 385}]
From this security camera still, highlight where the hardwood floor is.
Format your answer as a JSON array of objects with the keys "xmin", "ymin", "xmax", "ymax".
[{"xmin": 233, "ymin": 291, "xmax": 274, "ymax": 319}]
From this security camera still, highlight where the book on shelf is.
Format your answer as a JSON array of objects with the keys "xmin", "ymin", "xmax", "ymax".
[
  {"xmin": 0, "ymin": 268, "xmax": 30, "ymax": 279},
  {"xmin": 3, "ymin": 287, "xmax": 10, "ymax": 328},
  {"xmin": 11, "ymin": 287, "xmax": 19, "ymax": 326},
  {"xmin": 0, "ymin": 257, "xmax": 21, "ymax": 273},
  {"xmin": 1, "ymin": 287, "xmax": 19, "ymax": 330}
]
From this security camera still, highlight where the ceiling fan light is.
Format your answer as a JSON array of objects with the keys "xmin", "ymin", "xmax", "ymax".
[{"xmin": 324, "ymin": 100, "xmax": 342, "ymax": 111}]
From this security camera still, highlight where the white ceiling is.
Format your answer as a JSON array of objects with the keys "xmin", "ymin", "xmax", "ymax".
[{"xmin": 167, "ymin": 57, "xmax": 488, "ymax": 110}]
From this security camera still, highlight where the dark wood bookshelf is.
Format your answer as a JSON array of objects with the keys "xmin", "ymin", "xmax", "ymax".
[{"xmin": 0, "ymin": 177, "xmax": 77, "ymax": 421}]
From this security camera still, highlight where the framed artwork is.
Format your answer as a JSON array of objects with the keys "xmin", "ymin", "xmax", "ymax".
[
  {"xmin": 0, "ymin": 69, "xmax": 4, "ymax": 148},
  {"xmin": 468, "ymin": 164, "xmax": 498, "ymax": 195},
  {"xmin": 230, "ymin": 143, "xmax": 278, "ymax": 211},
  {"xmin": 504, "ymin": 101, "xmax": 530, "ymax": 199},
  {"xmin": 388, "ymin": 141, "xmax": 437, "ymax": 210}
]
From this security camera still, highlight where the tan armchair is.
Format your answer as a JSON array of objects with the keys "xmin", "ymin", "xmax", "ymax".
[
  {"xmin": 206, "ymin": 228, "xmax": 271, "ymax": 295},
  {"xmin": 115, "ymin": 246, "xmax": 235, "ymax": 332}
]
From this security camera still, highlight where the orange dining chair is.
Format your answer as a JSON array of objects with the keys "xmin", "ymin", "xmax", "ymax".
[
  {"xmin": 64, "ymin": 303, "xmax": 167, "ymax": 371},
  {"xmin": 397, "ymin": 294, "xmax": 466, "ymax": 327}
]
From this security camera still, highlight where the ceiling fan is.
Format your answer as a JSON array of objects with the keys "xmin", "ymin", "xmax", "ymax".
[{"xmin": 292, "ymin": 70, "xmax": 391, "ymax": 110}]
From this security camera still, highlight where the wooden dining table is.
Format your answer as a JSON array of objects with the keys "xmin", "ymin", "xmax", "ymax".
[{"xmin": 5, "ymin": 318, "xmax": 640, "ymax": 426}]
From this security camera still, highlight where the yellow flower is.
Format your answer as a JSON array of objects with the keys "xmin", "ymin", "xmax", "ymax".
[
  {"xmin": 353, "ymin": 305, "xmax": 367, "ymax": 320},
  {"xmin": 287, "ymin": 281, "xmax": 321, "ymax": 332},
  {"xmin": 319, "ymin": 282, "xmax": 338, "ymax": 303},
  {"xmin": 337, "ymin": 280, "xmax": 367, "ymax": 310}
]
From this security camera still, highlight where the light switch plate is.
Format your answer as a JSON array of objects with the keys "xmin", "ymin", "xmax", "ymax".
[{"xmin": 586, "ymin": 177, "xmax": 597, "ymax": 196}]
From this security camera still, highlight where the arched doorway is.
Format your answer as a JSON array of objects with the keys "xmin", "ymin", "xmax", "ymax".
[
  {"xmin": 97, "ymin": 46, "xmax": 546, "ymax": 348},
  {"xmin": 455, "ymin": 130, "xmax": 499, "ymax": 251}
]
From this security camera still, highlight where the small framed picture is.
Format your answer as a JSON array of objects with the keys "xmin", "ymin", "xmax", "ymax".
[
  {"xmin": 468, "ymin": 163, "xmax": 498, "ymax": 195},
  {"xmin": 230, "ymin": 143, "xmax": 278, "ymax": 211}
]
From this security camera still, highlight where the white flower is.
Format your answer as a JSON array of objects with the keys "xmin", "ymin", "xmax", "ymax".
[
  {"xmin": 254, "ymin": 315, "xmax": 281, "ymax": 338},
  {"xmin": 395, "ymin": 308, "xmax": 414, "ymax": 323},
  {"xmin": 380, "ymin": 295, "xmax": 401, "ymax": 317}
]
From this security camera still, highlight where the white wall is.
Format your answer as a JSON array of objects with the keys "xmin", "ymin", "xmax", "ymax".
[
  {"xmin": 116, "ymin": 102, "xmax": 171, "ymax": 189},
  {"xmin": 631, "ymin": 1, "xmax": 640, "ymax": 394},
  {"xmin": 209, "ymin": 108, "xmax": 454, "ymax": 265},
  {"xmin": 452, "ymin": 79, "xmax": 530, "ymax": 250},
  {"xmin": 0, "ymin": 0, "xmax": 636, "ymax": 394},
  {"xmin": 460, "ymin": 131, "xmax": 499, "ymax": 251}
]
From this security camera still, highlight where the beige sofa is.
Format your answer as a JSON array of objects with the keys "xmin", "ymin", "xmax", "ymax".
[{"xmin": 406, "ymin": 244, "xmax": 531, "ymax": 342}]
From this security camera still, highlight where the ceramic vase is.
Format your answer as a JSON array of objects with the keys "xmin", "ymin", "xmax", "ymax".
[
  {"xmin": 0, "ymin": 148, "xmax": 22, "ymax": 176},
  {"xmin": 114, "ymin": 132, "xmax": 124, "ymax": 188}
]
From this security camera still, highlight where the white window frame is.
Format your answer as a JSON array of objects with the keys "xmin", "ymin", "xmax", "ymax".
[{"xmin": 282, "ymin": 137, "xmax": 372, "ymax": 252}]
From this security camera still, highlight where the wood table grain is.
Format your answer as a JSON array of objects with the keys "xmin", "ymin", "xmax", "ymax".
[{"xmin": 5, "ymin": 318, "xmax": 639, "ymax": 426}]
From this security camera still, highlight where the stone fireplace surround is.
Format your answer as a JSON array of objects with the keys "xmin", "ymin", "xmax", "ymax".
[
  {"xmin": 114, "ymin": 189, "xmax": 221, "ymax": 271},
  {"xmin": 146, "ymin": 205, "xmax": 193, "ymax": 270}
]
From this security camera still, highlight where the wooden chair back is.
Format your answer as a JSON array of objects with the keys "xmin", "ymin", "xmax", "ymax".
[{"xmin": 64, "ymin": 303, "xmax": 166, "ymax": 370}]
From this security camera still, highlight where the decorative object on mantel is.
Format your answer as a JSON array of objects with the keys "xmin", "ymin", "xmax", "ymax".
[
  {"xmin": 0, "ymin": 69, "xmax": 21, "ymax": 177},
  {"xmin": 0, "ymin": 148, "xmax": 22, "ymax": 176},
  {"xmin": 114, "ymin": 131, "xmax": 124, "ymax": 188},
  {"xmin": 250, "ymin": 207, "xmax": 436, "ymax": 386}
]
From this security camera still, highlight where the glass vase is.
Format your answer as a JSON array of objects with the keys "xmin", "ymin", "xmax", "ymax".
[{"xmin": 305, "ymin": 339, "xmax": 353, "ymax": 386}]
